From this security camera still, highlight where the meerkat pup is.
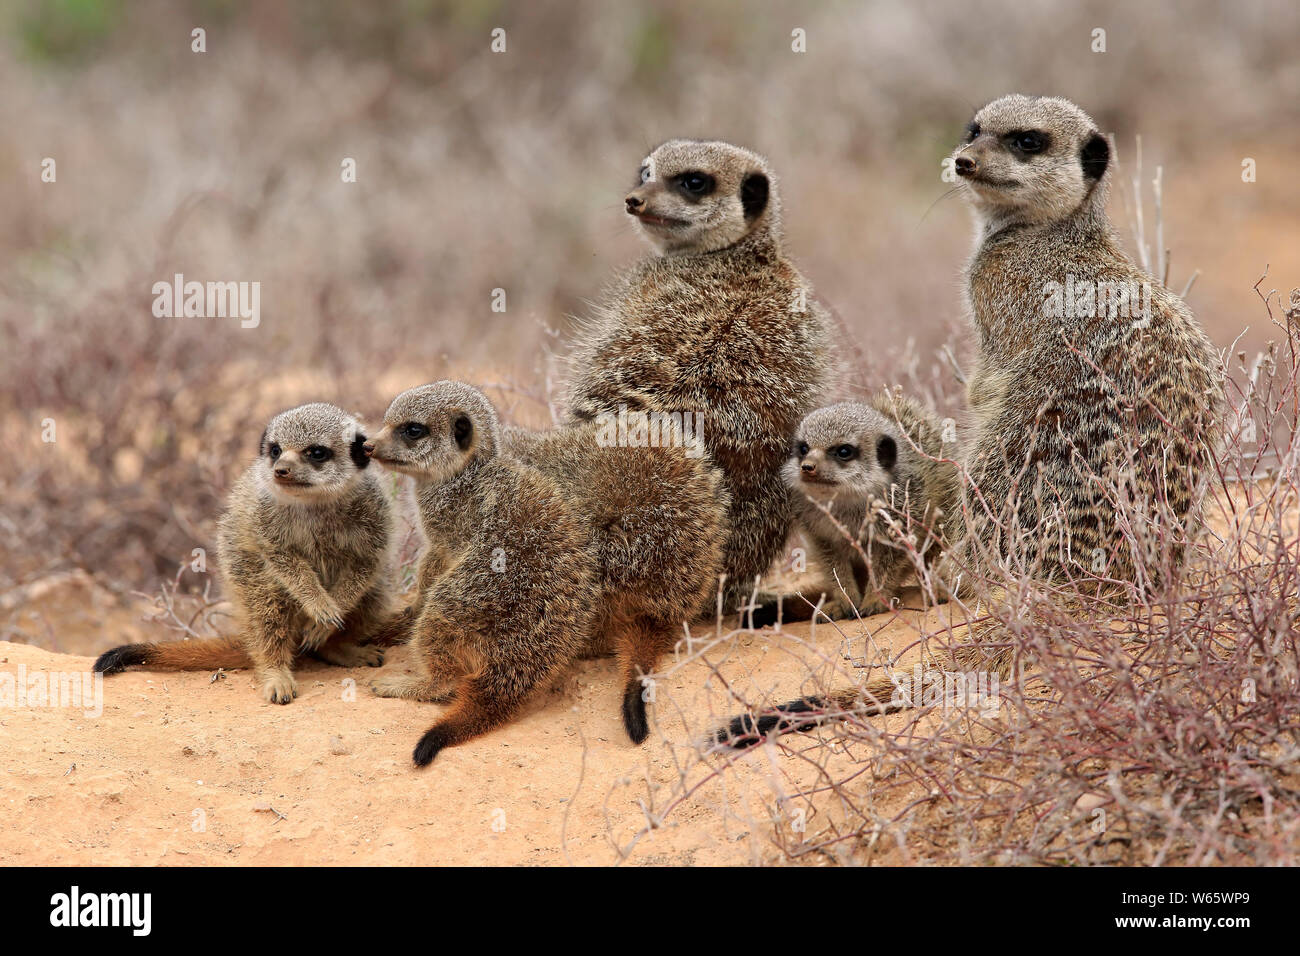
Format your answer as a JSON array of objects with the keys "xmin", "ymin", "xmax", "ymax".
[
  {"xmin": 950, "ymin": 94, "xmax": 1222, "ymax": 585},
  {"xmin": 364, "ymin": 383, "xmax": 605, "ymax": 767},
  {"xmin": 566, "ymin": 139, "xmax": 835, "ymax": 617},
  {"xmin": 94, "ymin": 403, "xmax": 393, "ymax": 704},
  {"xmin": 779, "ymin": 394, "xmax": 958, "ymax": 620}
]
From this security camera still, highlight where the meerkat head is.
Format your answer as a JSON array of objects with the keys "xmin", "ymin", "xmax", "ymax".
[
  {"xmin": 783, "ymin": 403, "xmax": 902, "ymax": 505},
  {"xmin": 953, "ymin": 94, "xmax": 1110, "ymax": 228},
  {"xmin": 258, "ymin": 402, "xmax": 371, "ymax": 504},
  {"xmin": 364, "ymin": 381, "xmax": 500, "ymax": 484},
  {"xmin": 623, "ymin": 139, "xmax": 779, "ymax": 255}
]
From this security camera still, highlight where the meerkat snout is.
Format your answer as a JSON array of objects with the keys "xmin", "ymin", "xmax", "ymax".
[{"xmin": 955, "ymin": 155, "xmax": 977, "ymax": 176}]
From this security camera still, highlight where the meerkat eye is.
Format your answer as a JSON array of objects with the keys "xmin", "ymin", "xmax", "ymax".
[
  {"xmin": 677, "ymin": 172, "xmax": 715, "ymax": 196},
  {"xmin": 401, "ymin": 423, "xmax": 428, "ymax": 441},
  {"xmin": 965, "ymin": 121, "xmax": 980, "ymax": 142},
  {"xmin": 639, "ymin": 165, "xmax": 651, "ymax": 185},
  {"xmin": 833, "ymin": 444, "xmax": 859, "ymax": 461},
  {"xmin": 304, "ymin": 445, "xmax": 333, "ymax": 463},
  {"xmin": 796, "ymin": 441, "xmax": 809, "ymax": 458},
  {"xmin": 268, "ymin": 442, "xmax": 281, "ymax": 461},
  {"xmin": 1011, "ymin": 131, "xmax": 1046, "ymax": 154}
]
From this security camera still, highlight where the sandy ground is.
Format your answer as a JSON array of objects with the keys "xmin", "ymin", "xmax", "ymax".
[{"xmin": 0, "ymin": 590, "xmax": 948, "ymax": 866}]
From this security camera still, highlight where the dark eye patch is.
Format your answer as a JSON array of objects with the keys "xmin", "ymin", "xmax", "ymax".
[
  {"xmin": 674, "ymin": 171, "xmax": 715, "ymax": 198},
  {"xmin": 965, "ymin": 120, "xmax": 980, "ymax": 142},
  {"xmin": 401, "ymin": 422, "xmax": 429, "ymax": 441},
  {"xmin": 268, "ymin": 442, "xmax": 282, "ymax": 461},
  {"xmin": 795, "ymin": 440, "xmax": 809, "ymax": 458},
  {"xmin": 1006, "ymin": 129, "xmax": 1050, "ymax": 155},
  {"xmin": 304, "ymin": 445, "xmax": 333, "ymax": 464},
  {"xmin": 832, "ymin": 444, "xmax": 859, "ymax": 462}
]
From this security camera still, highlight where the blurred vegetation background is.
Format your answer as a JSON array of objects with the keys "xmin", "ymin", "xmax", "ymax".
[{"xmin": 1, "ymin": 0, "xmax": 1297, "ymax": 646}]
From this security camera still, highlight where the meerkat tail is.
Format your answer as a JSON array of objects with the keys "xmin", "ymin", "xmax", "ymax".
[
  {"xmin": 715, "ymin": 680, "xmax": 903, "ymax": 749},
  {"xmin": 622, "ymin": 679, "xmax": 649, "ymax": 745},
  {"xmin": 93, "ymin": 636, "xmax": 251, "ymax": 674}
]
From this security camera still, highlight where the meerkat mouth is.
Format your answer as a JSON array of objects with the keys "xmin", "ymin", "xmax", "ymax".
[
  {"xmin": 632, "ymin": 211, "xmax": 689, "ymax": 228},
  {"xmin": 965, "ymin": 173, "xmax": 1021, "ymax": 190},
  {"xmin": 273, "ymin": 476, "xmax": 313, "ymax": 488}
]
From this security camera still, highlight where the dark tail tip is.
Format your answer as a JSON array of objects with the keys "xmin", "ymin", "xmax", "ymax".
[
  {"xmin": 622, "ymin": 680, "xmax": 649, "ymax": 745},
  {"xmin": 93, "ymin": 644, "xmax": 154, "ymax": 675},
  {"xmin": 413, "ymin": 726, "xmax": 448, "ymax": 768},
  {"xmin": 714, "ymin": 696, "xmax": 827, "ymax": 749},
  {"xmin": 743, "ymin": 600, "xmax": 780, "ymax": 630}
]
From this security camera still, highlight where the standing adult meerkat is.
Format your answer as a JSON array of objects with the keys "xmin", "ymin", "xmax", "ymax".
[
  {"xmin": 566, "ymin": 139, "xmax": 836, "ymax": 615},
  {"xmin": 778, "ymin": 394, "xmax": 958, "ymax": 620},
  {"xmin": 94, "ymin": 403, "xmax": 393, "ymax": 704},
  {"xmin": 950, "ymin": 94, "xmax": 1222, "ymax": 586},
  {"xmin": 716, "ymin": 96, "xmax": 1223, "ymax": 748},
  {"xmin": 503, "ymin": 421, "xmax": 728, "ymax": 739}
]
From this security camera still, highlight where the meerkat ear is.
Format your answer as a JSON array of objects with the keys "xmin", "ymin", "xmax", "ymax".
[
  {"xmin": 1081, "ymin": 133, "xmax": 1109, "ymax": 181},
  {"xmin": 258, "ymin": 429, "xmax": 268, "ymax": 457},
  {"xmin": 875, "ymin": 435, "xmax": 898, "ymax": 470},
  {"xmin": 740, "ymin": 172, "xmax": 769, "ymax": 220},
  {"xmin": 453, "ymin": 414, "xmax": 473, "ymax": 451},
  {"xmin": 350, "ymin": 432, "xmax": 370, "ymax": 469}
]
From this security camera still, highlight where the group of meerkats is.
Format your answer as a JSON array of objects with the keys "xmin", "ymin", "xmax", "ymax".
[{"xmin": 95, "ymin": 95, "xmax": 1223, "ymax": 767}]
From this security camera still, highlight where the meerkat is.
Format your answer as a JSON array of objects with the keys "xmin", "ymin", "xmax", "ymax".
[
  {"xmin": 565, "ymin": 139, "xmax": 836, "ymax": 617},
  {"xmin": 775, "ymin": 394, "xmax": 958, "ymax": 620},
  {"xmin": 502, "ymin": 421, "xmax": 728, "ymax": 740},
  {"xmin": 949, "ymin": 94, "xmax": 1222, "ymax": 586},
  {"xmin": 366, "ymin": 382, "xmax": 722, "ymax": 765},
  {"xmin": 716, "ymin": 95, "xmax": 1223, "ymax": 748},
  {"xmin": 94, "ymin": 403, "xmax": 394, "ymax": 704}
]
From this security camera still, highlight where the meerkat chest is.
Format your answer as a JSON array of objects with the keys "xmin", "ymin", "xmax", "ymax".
[{"xmin": 281, "ymin": 503, "xmax": 371, "ymax": 576}]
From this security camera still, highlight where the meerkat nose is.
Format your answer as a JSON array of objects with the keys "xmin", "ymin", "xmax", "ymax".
[
  {"xmin": 955, "ymin": 156, "xmax": 978, "ymax": 177},
  {"xmin": 801, "ymin": 462, "xmax": 816, "ymax": 474},
  {"xmin": 274, "ymin": 466, "xmax": 290, "ymax": 477},
  {"xmin": 625, "ymin": 195, "xmax": 644, "ymax": 212},
  {"xmin": 362, "ymin": 441, "xmax": 375, "ymax": 457}
]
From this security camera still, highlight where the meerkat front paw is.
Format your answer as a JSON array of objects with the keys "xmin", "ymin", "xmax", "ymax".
[
  {"xmin": 305, "ymin": 595, "xmax": 346, "ymax": 633},
  {"xmin": 317, "ymin": 641, "xmax": 385, "ymax": 668},
  {"xmin": 260, "ymin": 669, "xmax": 298, "ymax": 705}
]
